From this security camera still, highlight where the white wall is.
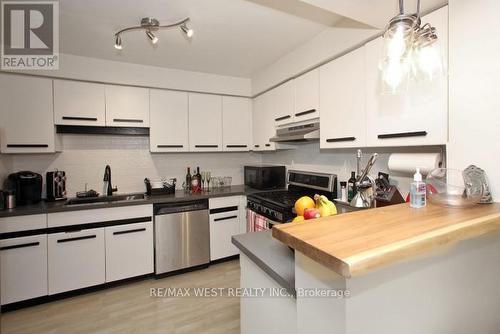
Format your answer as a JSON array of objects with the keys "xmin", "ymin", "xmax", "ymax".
[
  {"xmin": 0, "ymin": 155, "xmax": 11, "ymax": 186},
  {"xmin": 448, "ymin": 0, "xmax": 500, "ymax": 201},
  {"xmin": 3, "ymin": 135, "xmax": 260, "ymax": 197},
  {"xmin": 5, "ymin": 53, "xmax": 252, "ymax": 97},
  {"xmin": 262, "ymin": 144, "xmax": 444, "ymax": 197},
  {"xmin": 251, "ymin": 24, "xmax": 379, "ymax": 94}
]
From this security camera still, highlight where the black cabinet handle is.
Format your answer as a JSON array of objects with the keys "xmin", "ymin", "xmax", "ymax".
[
  {"xmin": 195, "ymin": 145, "xmax": 218, "ymax": 148},
  {"xmin": 113, "ymin": 118, "xmax": 144, "ymax": 123},
  {"xmin": 57, "ymin": 235, "xmax": 96, "ymax": 243},
  {"xmin": 265, "ymin": 144, "xmax": 271, "ymax": 147},
  {"xmin": 210, "ymin": 206, "xmax": 239, "ymax": 214},
  {"xmin": 226, "ymin": 145, "xmax": 248, "ymax": 148},
  {"xmin": 113, "ymin": 228, "xmax": 146, "ymax": 235},
  {"xmin": 7, "ymin": 144, "xmax": 48, "ymax": 148},
  {"xmin": 275, "ymin": 115, "xmax": 291, "ymax": 122},
  {"xmin": 0, "ymin": 242, "xmax": 40, "ymax": 251},
  {"xmin": 214, "ymin": 215, "xmax": 238, "ymax": 222},
  {"xmin": 295, "ymin": 109, "xmax": 316, "ymax": 117},
  {"xmin": 157, "ymin": 145, "xmax": 183, "ymax": 148},
  {"xmin": 378, "ymin": 131, "xmax": 427, "ymax": 139},
  {"xmin": 326, "ymin": 137, "xmax": 356, "ymax": 143},
  {"xmin": 254, "ymin": 145, "xmax": 260, "ymax": 148},
  {"xmin": 62, "ymin": 116, "xmax": 98, "ymax": 121}
]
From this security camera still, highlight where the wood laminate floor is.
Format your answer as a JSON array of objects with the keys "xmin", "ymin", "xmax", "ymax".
[{"xmin": 1, "ymin": 260, "xmax": 241, "ymax": 334}]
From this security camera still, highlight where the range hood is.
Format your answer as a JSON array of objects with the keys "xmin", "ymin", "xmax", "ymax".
[{"xmin": 269, "ymin": 120, "xmax": 320, "ymax": 143}]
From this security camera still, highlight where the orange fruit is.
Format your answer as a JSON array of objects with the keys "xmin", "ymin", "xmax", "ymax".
[{"xmin": 294, "ymin": 196, "xmax": 315, "ymax": 216}]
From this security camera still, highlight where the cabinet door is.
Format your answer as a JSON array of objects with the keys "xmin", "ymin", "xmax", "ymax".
[
  {"xmin": 188, "ymin": 93, "xmax": 223, "ymax": 152},
  {"xmin": 105, "ymin": 222, "xmax": 154, "ymax": 282},
  {"xmin": 294, "ymin": 69, "xmax": 320, "ymax": 122},
  {"xmin": 365, "ymin": 8, "xmax": 448, "ymax": 147},
  {"xmin": 105, "ymin": 85, "xmax": 149, "ymax": 127},
  {"xmin": 273, "ymin": 81, "xmax": 295, "ymax": 127},
  {"xmin": 48, "ymin": 228, "xmax": 105, "ymax": 294},
  {"xmin": 54, "ymin": 80, "xmax": 106, "ymax": 126},
  {"xmin": 150, "ymin": 90, "xmax": 189, "ymax": 152},
  {"xmin": 209, "ymin": 196, "xmax": 241, "ymax": 261},
  {"xmin": 0, "ymin": 74, "xmax": 55, "ymax": 153},
  {"xmin": 252, "ymin": 94, "xmax": 265, "ymax": 152},
  {"xmin": 222, "ymin": 97, "xmax": 252, "ymax": 152},
  {"xmin": 320, "ymin": 47, "xmax": 366, "ymax": 149},
  {"xmin": 0, "ymin": 235, "xmax": 48, "ymax": 304},
  {"xmin": 262, "ymin": 90, "xmax": 277, "ymax": 151}
]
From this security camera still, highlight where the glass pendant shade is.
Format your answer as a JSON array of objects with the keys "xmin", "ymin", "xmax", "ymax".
[
  {"xmin": 412, "ymin": 25, "xmax": 443, "ymax": 81},
  {"xmin": 380, "ymin": 15, "xmax": 417, "ymax": 94}
]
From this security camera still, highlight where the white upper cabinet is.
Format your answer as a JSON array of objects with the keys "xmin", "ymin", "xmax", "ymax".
[
  {"xmin": 188, "ymin": 93, "xmax": 223, "ymax": 152},
  {"xmin": 222, "ymin": 96, "xmax": 252, "ymax": 152},
  {"xmin": 252, "ymin": 92, "xmax": 276, "ymax": 151},
  {"xmin": 294, "ymin": 69, "xmax": 320, "ymax": 122},
  {"xmin": 273, "ymin": 81, "xmax": 295, "ymax": 127},
  {"xmin": 320, "ymin": 47, "xmax": 366, "ymax": 149},
  {"xmin": 54, "ymin": 80, "xmax": 106, "ymax": 126},
  {"xmin": 0, "ymin": 74, "xmax": 55, "ymax": 153},
  {"xmin": 150, "ymin": 90, "xmax": 189, "ymax": 152},
  {"xmin": 105, "ymin": 85, "xmax": 149, "ymax": 127},
  {"xmin": 365, "ymin": 8, "xmax": 448, "ymax": 147}
]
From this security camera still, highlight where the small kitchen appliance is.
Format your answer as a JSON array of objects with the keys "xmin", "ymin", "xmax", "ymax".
[
  {"xmin": 46, "ymin": 170, "xmax": 67, "ymax": 201},
  {"xmin": 244, "ymin": 165, "xmax": 286, "ymax": 190},
  {"xmin": 5, "ymin": 171, "xmax": 42, "ymax": 205},
  {"xmin": 0, "ymin": 190, "xmax": 5, "ymax": 210}
]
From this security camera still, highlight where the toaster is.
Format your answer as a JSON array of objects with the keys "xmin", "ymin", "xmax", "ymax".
[{"xmin": 46, "ymin": 171, "xmax": 67, "ymax": 201}]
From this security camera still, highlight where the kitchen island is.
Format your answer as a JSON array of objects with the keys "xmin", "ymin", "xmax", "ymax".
[{"xmin": 235, "ymin": 202, "xmax": 500, "ymax": 334}]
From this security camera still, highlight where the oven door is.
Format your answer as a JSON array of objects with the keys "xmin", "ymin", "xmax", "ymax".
[{"xmin": 246, "ymin": 208, "xmax": 282, "ymax": 232}]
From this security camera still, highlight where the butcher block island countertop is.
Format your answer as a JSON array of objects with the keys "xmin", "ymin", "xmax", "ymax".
[{"xmin": 272, "ymin": 202, "xmax": 500, "ymax": 278}]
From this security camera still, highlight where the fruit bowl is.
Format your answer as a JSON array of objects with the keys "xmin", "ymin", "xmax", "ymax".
[{"xmin": 426, "ymin": 168, "xmax": 483, "ymax": 207}]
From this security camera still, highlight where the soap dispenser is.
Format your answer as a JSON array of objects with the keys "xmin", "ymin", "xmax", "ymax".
[{"xmin": 410, "ymin": 168, "xmax": 426, "ymax": 208}]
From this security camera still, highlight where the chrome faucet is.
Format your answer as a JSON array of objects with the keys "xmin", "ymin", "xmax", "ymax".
[{"xmin": 103, "ymin": 165, "xmax": 118, "ymax": 196}]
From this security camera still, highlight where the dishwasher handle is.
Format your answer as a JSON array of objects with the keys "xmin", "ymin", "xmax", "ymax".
[{"xmin": 154, "ymin": 199, "xmax": 208, "ymax": 215}]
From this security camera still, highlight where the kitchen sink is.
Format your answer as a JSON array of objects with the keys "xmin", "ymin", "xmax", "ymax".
[{"xmin": 65, "ymin": 193, "xmax": 146, "ymax": 206}]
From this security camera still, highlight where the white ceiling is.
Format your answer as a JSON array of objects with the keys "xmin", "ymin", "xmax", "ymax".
[{"xmin": 59, "ymin": 0, "xmax": 343, "ymax": 78}]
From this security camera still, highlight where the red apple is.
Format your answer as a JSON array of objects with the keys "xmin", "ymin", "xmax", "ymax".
[{"xmin": 303, "ymin": 208, "xmax": 321, "ymax": 220}]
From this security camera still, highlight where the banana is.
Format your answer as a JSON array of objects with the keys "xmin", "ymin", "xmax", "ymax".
[{"xmin": 314, "ymin": 194, "xmax": 337, "ymax": 217}]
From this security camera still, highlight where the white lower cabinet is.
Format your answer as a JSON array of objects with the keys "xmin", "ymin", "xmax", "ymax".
[
  {"xmin": 105, "ymin": 222, "xmax": 154, "ymax": 282},
  {"xmin": 209, "ymin": 196, "xmax": 242, "ymax": 261},
  {"xmin": 0, "ymin": 235, "xmax": 48, "ymax": 305},
  {"xmin": 48, "ymin": 228, "xmax": 105, "ymax": 295}
]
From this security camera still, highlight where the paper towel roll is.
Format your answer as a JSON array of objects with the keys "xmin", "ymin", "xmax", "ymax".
[{"xmin": 388, "ymin": 153, "xmax": 442, "ymax": 175}]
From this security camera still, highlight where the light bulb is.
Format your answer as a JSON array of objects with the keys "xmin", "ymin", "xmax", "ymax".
[{"xmin": 381, "ymin": 58, "xmax": 410, "ymax": 94}]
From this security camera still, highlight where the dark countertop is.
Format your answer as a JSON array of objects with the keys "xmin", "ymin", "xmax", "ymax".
[
  {"xmin": 0, "ymin": 185, "xmax": 267, "ymax": 218},
  {"xmin": 232, "ymin": 231, "xmax": 295, "ymax": 296}
]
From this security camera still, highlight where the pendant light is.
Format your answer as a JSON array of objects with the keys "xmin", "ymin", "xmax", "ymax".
[{"xmin": 380, "ymin": 0, "xmax": 443, "ymax": 94}]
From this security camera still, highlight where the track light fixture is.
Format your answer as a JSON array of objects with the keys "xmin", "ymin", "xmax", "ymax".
[
  {"xmin": 380, "ymin": 0, "xmax": 443, "ymax": 94},
  {"xmin": 146, "ymin": 30, "xmax": 158, "ymax": 44},
  {"xmin": 114, "ymin": 34, "xmax": 122, "ymax": 50},
  {"xmin": 113, "ymin": 17, "xmax": 193, "ymax": 50},
  {"xmin": 180, "ymin": 23, "xmax": 194, "ymax": 38}
]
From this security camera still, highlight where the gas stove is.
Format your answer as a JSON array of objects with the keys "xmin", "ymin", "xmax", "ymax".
[{"xmin": 247, "ymin": 170, "xmax": 337, "ymax": 226}]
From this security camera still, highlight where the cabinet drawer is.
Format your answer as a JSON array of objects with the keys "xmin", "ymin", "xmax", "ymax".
[
  {"xmin": 0, "ymin": 214, "xmax": 47, "ymax": 234},
  {"xmin": 209, "ymin": 196, "xmax": 242, "ymax": 210},
  {"xmin": 48, "ymin": 228, "xmax": 105, "ymax": 294},
  {"xmin": 105, "ymin": 222, "xmax": 154, "ymax": 282},
  {"xmin": 47, "ymin": 204, "xmax": 152, "ymax": 228},
  {"xmin": 0, "ymin": 235, "xmax": 48, "ymax": 304}
]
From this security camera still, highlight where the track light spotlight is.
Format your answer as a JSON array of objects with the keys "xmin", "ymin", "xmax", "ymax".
[
  {"xmin": 146, "ymin": 30, "xmax": 158, "ymax": 44},
  {"xmin": 114, "ymin": 34, "xmax": 122, "ymax": 50},
  {"xmin": 180, "ymin": 23, "xmax": 194, "ymax": 38}
]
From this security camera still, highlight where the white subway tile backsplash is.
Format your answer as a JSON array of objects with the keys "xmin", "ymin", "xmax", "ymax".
[{"xmin": 3, "ymin": 134, "xmax": 261, "ymax": 197}]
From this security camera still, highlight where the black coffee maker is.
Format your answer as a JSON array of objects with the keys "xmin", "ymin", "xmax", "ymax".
[{"xmin": 5, "ymin": 171, "xmax": 43, "ymax": 205}]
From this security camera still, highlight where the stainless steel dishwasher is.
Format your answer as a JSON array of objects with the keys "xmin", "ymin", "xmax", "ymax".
[{"xmin": 154, "ymin": 199, "xmax": 210, "ymax": 275}]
